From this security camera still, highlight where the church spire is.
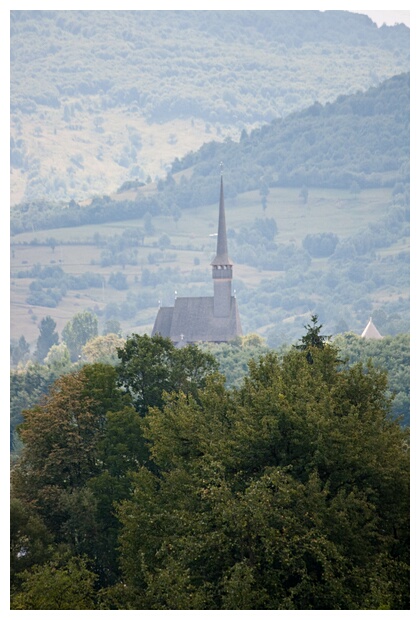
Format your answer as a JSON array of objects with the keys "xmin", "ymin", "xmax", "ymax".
[
  {"xmin": 212, "ymin": 164, "xmax": 233, "ymax": 267},
  {"xmin": 212, "ymin": 164, "xmax": 233, "ymax": 317}
]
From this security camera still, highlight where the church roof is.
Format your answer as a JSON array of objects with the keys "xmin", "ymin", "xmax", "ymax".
[
  {"xmin": 152, "ymin": 296, "xmax": 242, "ymax": 343},
  {"xmin": 361, "ymin": 317, "xmax": 383, "ymax": 339},
  {"xmin": 211, "ymin": 175, "xmax": 233, "ymax": 267},
  {"xmin": 151, "ymin": 306, "xmax": 174, "ymax": 339}
]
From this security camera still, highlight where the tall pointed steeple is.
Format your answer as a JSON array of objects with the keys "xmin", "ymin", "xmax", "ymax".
[
  {"xmin": 212, "ymin": 164, "xmax": 233, "ymax": 317},
  {"xmin": 211, "ymin": 170, "xmax": 232, "ymax": 267}
]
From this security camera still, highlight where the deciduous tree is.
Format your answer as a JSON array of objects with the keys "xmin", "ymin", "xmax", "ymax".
[
  {"xmin": 116, "ymin": 334, "xmax": 218, "ymax": 415},
  {"xmin": 62, "ymin": 311, "xmax": 98, "ymax": 361},
  {"xmin": 115, "ymin": 336, "xmax": 409, "ymax": 609}
]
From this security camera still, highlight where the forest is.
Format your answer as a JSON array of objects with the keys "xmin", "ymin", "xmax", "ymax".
[
  {"xmin": 10, "ymin": 12, "xmax": 410, "ymax": 608},
  {"xmin": 10, "ymin": 72, "xmax": 410, "ymax": 235},
  {"xmin": 10, "ymin": 313, "xmax": 410, "ymax": 456},
  {"xmin": 10, "ymin": 10, "xmax": 409, "ymax": 204},
  {"xmin": 10, "ymin": 323, "xmax": 410, "ymax": 609}
]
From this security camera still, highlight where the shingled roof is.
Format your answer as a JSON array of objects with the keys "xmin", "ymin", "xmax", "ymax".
[{"xmin": 153, "ymin": 296, "xmax": 241, "ymax": 344}]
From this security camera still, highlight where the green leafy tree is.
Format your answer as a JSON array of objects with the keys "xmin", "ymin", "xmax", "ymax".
[
  {"xmin": 10, "ymin": 497, "xmax": 54, "ymax": 594},
  {"xmin": 201, "ymin": 335, "xmax": 269, "ymax": 388},
  {"xmin": 11, "ymin": 554, "xmax": 97, "ymax": 610},
  {"xmin": 12, "ymin": 364, "xmax": 129, "ymax": 536},
  {"xmin": 46, "ymin": 237, "xmax": 57, "ymax": 253},
  {"xmin": 82, "ymin": 333, "xmax": 125, "ymax": 365},
  {"xmin": 35, "ymin": 315, "xmax": 59, "ymax": 362},
  {"xmin": 10, "ymin": 335, "xmax": 30, "ymax": 367},
  {"xmin": 116, "ymin": 334, "xmax": 218, "ymax": 415},
  {"xmin": 259, "ymin": 179, "xmax": 270, "ymax": 213},
  {"xmin": 62, "ymin": 311, "xmax": 98, "ymax": 361},
  {"xmin": 44, "ymin": 343, "xmax": 72, "ymax": 371},
  {"xmin": 103, "ymin": 319, "xmax": 122, "ymax": 336},
  {"xmin": 11, "ymin": 322, "xmax": 409, "ymax": 609},
  {"xmin": 158, "ymin": 234, "xmax": 171, "ymax": 250},
  {"xmin": 86, "ymin": 406, "xmax": 148, "ymax": 584},
  {"xmin": 333, "ymin": 332, "xmax": 410, "ymax": 425},
  {"xmin": 10, "ymin": 362, "xmax": 63, "ymax": 454},
  {"xmin": 108, "ymin": 272, "xmax": 128, "ymax": 290},
  {"xmin": 11, "ymin": 361, "xmax": 145, "ymax": 590},
  {"xmin": 115, "ymin": 338, "xmax": 409, "ymax": 609}
]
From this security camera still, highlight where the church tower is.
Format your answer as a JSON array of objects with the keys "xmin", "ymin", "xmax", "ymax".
[
  {"xmin": 211, "ymin": 169, "xmax": 233, "ymax": 317},
  {"xmin": 151, "ymin": 166, "xmax": 241, "ymax": 344}
]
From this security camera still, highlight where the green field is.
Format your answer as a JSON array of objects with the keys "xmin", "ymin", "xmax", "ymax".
[{"xmin": 10, "ymin": 185, "xmax": 408, "ymax": 347}]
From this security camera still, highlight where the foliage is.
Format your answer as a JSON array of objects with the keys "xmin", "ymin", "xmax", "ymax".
[
  {"xmin": 18, "ymin": 264, "xmax": 103, "ymax": 308},
  {"xmin": 205, "ymin": 330, "xmax": 409, "ymax": 425},
  {"xmin": 333, "ymin": 332, "xmax": 410, "ymax": 425},
  {"xmin": 302, "ymin": 232, "xmax": 339, "ymax": 258},
  {"xmin": 10, "ymin": 322, "xmax": 409, "ymax": 609},
  {"xmin": 102, "ymin": 319, "xmax": 122, "ymax": 336},
  {"xmin": 11, "ymin": 335, "xmax": 30, "ymax": 366},
  {"xmin": 201, "ymin": 334, "xmax": 269, "ymax": 388},
  {"xmin": 10, "ymin": 336, "xmax": 218, "ymax": 593},
  {"xmin": 11, "ymin": 10, "xmax": 408, "ymax": 128},
  {"xmin": 11, "ymin": 553, "xmax": 98, "ymax": 610},
  {"xmin": 171, "ymin": 73, "xmax": 409, "ymax": 198},
  {"xmin": 11, "ymin": 363, "xmax": 132, "ymax": 582},
  {"xmin": 13, "ymin": 364, "xmax": 127, "ymax": 498},
  {"xmin": 10, "ymin": 496, "xmax": 54, "ymax": 593},
  {"xmin": 82, "ymin": 333, "xmax": 126, "ymax": 365},
  {"xmin": 34, "ymin": 315, "xmax": 59, "ymax": 362},
  {"xmin": 116, "ymin": 333, "xmax": 219, "ymax": 416},
  {"xmin": 10, "ymin": 72, "xmax": 409, "ymax": 234},
  {"xmin": 44, "ymin": 342, "xmax": 72, "ymax": 371},
  {"xmin": 115, "ymin": 342, "xmax": 409, "ymax": 609},
  {"xmin": 108, "ymin": 271, "xmax": 128, "ymax": 291},
  {"xmin": 10, "ymin": 361, "xmax": 67, "ymax": 452},
  {"xmin": 62, "ymin": 311, "xmax": 99, "ymax": 361},
  {"xmin": 294, "ymin": 314, "xmax": 330, "ymax": 351}
]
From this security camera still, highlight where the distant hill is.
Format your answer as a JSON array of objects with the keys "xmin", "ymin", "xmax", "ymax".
[
  {"xmin": 10, "ymin": 10, "xmax": 409, "ymax": 204},
  {"xmin": 169, "ymin": 73, "xmax": 410, "ymax": 204},
  {"xmin": 11, "ymin": 73, "xmax": 410, "ymax": 235}
]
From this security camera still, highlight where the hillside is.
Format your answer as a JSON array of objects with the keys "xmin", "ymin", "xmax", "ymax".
[
  {"xmin": 10, "ymin": 10, "xmax": 409, "ymax": 204},
  {"xmin": 10, "ymin": 74, "xmax": 410, "ymax": 351}
]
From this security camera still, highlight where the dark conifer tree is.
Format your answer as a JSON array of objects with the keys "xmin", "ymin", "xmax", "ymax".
[{"xmin": 35, "ymin": 316, "xmax": 59, "ymax": 363}]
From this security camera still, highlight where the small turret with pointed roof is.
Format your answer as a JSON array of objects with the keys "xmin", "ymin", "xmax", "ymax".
[
  {"xmin": 361, "ymin": 317, "xmax": 383, "ymax": 340},
  {"xmin": 212, "ymin": 163, "xmax": 233, "ymax": 317}
]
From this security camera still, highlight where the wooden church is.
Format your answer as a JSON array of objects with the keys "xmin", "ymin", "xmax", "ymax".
[{"xmin": 151, "ymin": 171, "xmax": 242, "ymax": 345}]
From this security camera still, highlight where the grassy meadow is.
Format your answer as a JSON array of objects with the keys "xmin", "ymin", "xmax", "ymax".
[{"xmin": 10, "ymin": 185, "xmax": 407, "ymax": 347}]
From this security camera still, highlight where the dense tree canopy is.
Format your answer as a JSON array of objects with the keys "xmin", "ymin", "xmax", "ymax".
[
  {"xmin": 114, "ymin": 341, "xmax": 409, "ymax": 609},
  {"xmin": 116, "ymin": 333, "xmax": 218, "ymax": 415},
  {"xmin": 10, "ymin": 328, "xmax": 409, "ymax": 609}
]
